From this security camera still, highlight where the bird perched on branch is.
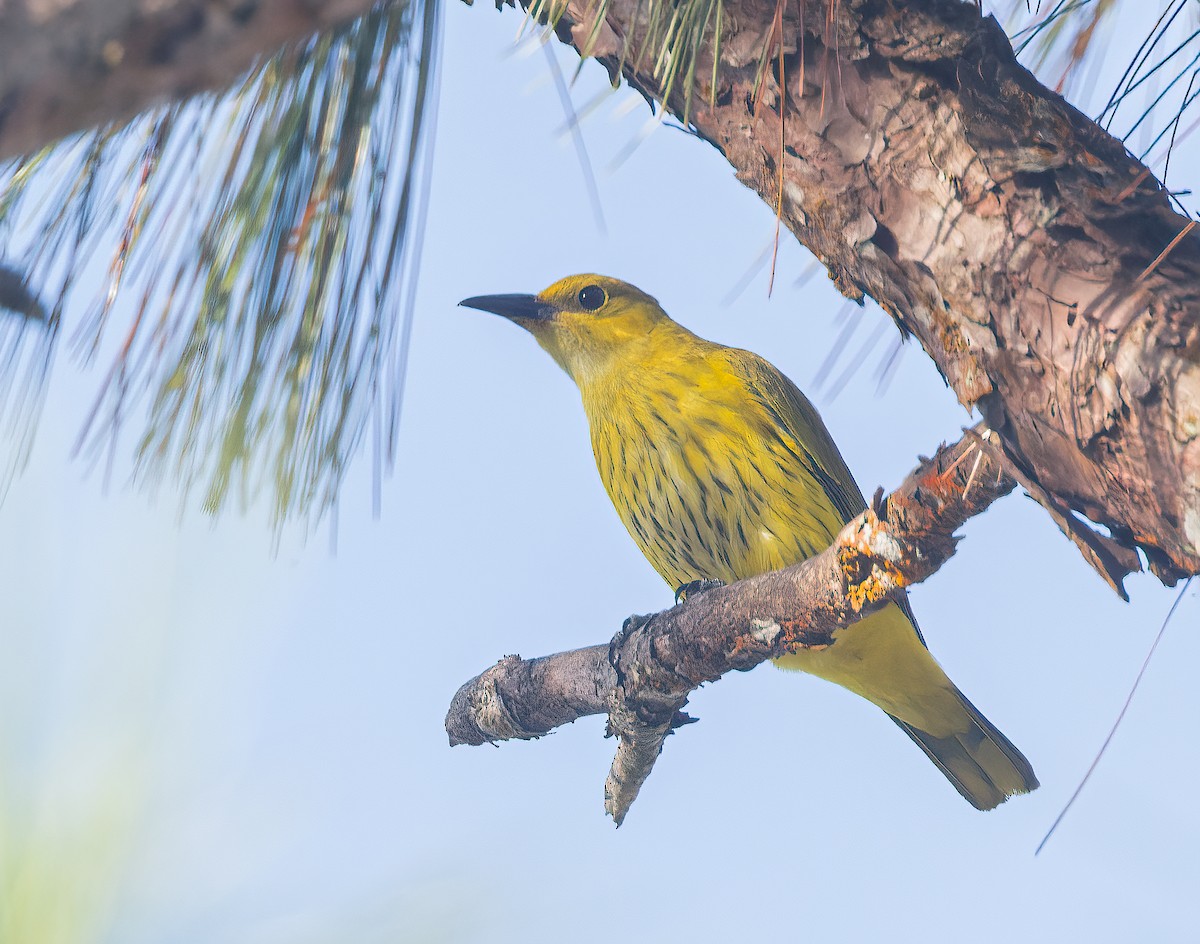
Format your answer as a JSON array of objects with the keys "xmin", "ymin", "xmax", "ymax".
[{"xmin": 461, "ymin": 275, "xmax": 1037, "ymax": 810}]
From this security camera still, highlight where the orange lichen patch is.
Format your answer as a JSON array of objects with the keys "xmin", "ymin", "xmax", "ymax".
[
  {"xmin": 837, "ymin": 541, "xmax": 907, "ymax": 611},
  {"xmin": 843, "ymin": 574, "xmax": 896, "ymax": 611},
  {"xmin": 939, "ymin": 321, "xmax": 970, "ymax": 355}
]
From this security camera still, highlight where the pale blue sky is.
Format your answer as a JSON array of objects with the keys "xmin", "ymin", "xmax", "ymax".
[{"xmin": 1, "ymin": 3, "xmax": 1198, "ymax": 942}]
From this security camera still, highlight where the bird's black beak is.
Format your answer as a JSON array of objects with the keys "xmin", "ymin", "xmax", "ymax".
[{"xmin": 459, "ymin": 293, "xmax": 553, "ymax": 322}]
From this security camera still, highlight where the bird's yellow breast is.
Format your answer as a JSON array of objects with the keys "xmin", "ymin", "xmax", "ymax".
[{"xmin": 582, "ymin": 337, "xmax": 848, "ymax": 589}]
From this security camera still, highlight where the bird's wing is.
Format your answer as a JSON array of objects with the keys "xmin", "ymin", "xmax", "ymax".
[
  {"xmin": 728, "ymin": 348, "xmax": 867, "ymax": 524},
  {"xmin": 728, "ymin": 348, "xmax": 927, "ymax": 645}
]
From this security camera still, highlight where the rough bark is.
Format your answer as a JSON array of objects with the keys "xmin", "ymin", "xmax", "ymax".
[
  {"xmin": 447, "ymin": 428, "xmax": 1015, "ymax": 823},
  {"xmin": 546, "ymin": 0, "xmax": 1200, "ymax": 591},
  {"xmin": 0, "ymin": 0, "xmax": 379, "ymax": 161}
]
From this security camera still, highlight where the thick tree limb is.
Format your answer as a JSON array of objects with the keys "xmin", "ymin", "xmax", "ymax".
[
  {"xmin": 0, "ymin": 0, "xmax": 379, "ymax": 161},
  {"xmin": 447, "ymin": 427, "xmax": 1015, "ymax": 824},
  {"xmin": 534, "ymin": 0, "xmax": 1200, "ymax": 590}
]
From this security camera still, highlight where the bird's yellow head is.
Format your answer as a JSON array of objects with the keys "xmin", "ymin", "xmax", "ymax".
[{"xmin": 460, "ymin": 274, "xmax": 674, "ymax": 384}]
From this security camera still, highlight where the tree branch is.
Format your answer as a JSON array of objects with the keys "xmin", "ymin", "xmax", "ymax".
[
  {"xmin": 0, "ymin": 0, "xmax": 379, "ymax": 161},
  {"xmin": 446, "ymin": 427, "xmax": 1015, "ymax": 824}
]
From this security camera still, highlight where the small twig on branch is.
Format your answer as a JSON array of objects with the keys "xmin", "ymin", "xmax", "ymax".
[{"xmin": 445, "ymin": 426, "xmax": 1016, "ymax": 825}]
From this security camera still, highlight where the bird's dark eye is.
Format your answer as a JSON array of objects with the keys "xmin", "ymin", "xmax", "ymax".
[{"xmin": 577, "ymin": 285, "xmax": 606, "ymax": 311}]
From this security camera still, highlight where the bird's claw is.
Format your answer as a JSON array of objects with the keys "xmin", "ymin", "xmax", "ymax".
[{"xmin": 674, "ymin": 578, "xmax": 725, "ymax": 605}]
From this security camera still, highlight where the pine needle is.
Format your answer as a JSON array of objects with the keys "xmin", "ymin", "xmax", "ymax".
[
  {"xmin": 0, "ymin": 0, "xmax": 440, "ymax": 528},
  {"xmin": 1036, "ymin": 577, "xmax": 1194, "ymax": 856}
]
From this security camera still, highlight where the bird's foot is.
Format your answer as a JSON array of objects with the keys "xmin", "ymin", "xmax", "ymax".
[{"xmin": 674, "ymin": 578, "xmax": 725, "ymax": 605}]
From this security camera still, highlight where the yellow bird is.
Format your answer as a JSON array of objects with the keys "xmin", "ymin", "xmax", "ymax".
[{"xmin": 461, "ymin": 274, "xmax": 1037, "ymax": 810}]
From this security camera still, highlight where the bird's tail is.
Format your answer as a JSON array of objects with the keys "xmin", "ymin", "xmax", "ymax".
[{"xmin": 889, "ymin": 688, "xmax": 1039, "ymax": 811}]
